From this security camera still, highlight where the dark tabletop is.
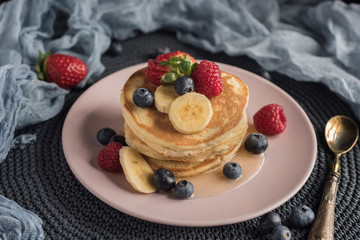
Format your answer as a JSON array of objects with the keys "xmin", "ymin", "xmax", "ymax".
[{"xmin": 1, "ymin": 31, "xmax": 359, "ymax": 240}]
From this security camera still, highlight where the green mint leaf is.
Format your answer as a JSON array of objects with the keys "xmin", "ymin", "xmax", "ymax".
[
  {"xmin": 168, "ymin": 60, "xmax": 181, "ymax": 68},
  {"xmin": 185, "ymin": 54, "xmax": 191, "ymax": 62},
  {"xmin": 175, "ymin": 68, "xmax": 184, "ymax": 77},
  {"xmin": 158, "ymin": 60, "xmax": 170, "ymax": 66},
  {"xmin": 169, "ymin": 56, "xmax": 183, "ymax": 61},
  {"xmin": 161, "ymin": 71, "xmax": 178, "ymax": 84},
  {"xmin": 180, "ymin": 61, "xmax": 191, "ymax": 76},
  {"xmin": 191, "ymin": 63, "xmax": 199, "ymax": 73},
  {"xmin": 159, "ymin": 58, "xmax": 182, "ymax": 69}
]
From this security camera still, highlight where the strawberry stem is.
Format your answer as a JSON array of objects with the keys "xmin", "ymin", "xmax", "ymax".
[{"xmin": 35, "ymin": 50, "xmax": 51, "ymax": 80}]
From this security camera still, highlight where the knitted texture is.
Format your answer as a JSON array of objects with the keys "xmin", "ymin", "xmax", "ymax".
[{"xmin": 1, "ymin": 31, "xmax": 359, "ymax": 240}]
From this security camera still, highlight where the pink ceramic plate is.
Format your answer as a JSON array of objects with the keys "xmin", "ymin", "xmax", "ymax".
[{"xmin": 62, "ymin": 62, "xmax": 317, "ymax": 227}]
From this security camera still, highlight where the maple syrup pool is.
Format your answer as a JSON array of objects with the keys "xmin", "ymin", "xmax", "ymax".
[{"xmin": 178, "ymin": 127, "xmax": 265, "ymax": 199}]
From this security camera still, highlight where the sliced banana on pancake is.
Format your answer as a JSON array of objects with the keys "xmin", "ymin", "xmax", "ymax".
[
  {"xmin": 119, "ymin": 146, "xmax": 156, "ymax": 193},
  {"xmin": 154, "ymin": 84, "xmax": 178, "ymax": 114},
  {"xmin": 168, "ymin": 92, "xmax": 213, "ymax": 134}
]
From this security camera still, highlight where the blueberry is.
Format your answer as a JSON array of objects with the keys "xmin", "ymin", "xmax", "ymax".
[
  {"xmin": 259, "ymin": 212, "xmax": 282, "ymax": 234},
  {"xmin": 109, "ymin": 134, "xmax": 128, "ymax": 146},
  {"xmin": 133, "ymin": 88, "xmax": 154, "ymax": 108},
  {"xmin": 173, "ymin": 180, "xmax": 194, "ymax": 199},
  {"xmin": 271, "ymin": 226, "xmax": 292, "ymax": 240},
  {"xmin": 245, "ymin": 133, "xmax": 268, "ymax": 154},
  {"xmin": 223, "ymin": 162, "xmax": 242, "ymax": 179},
  {"xmin": 149, "ymin": 47, "xmax": 171, "ymax": 58},
  {"xmin": 290, "ymin": 205, "xmax": 315, "ymax": 228},
  {"xmin": 97, "ymin": 127, "xmax": 116, "ymax": 145},
  {"xmin": 153, "ymin": 168, "xmax": 176, "ymax": 192},
  {"xmin": 259, "ymin": 68, "xmax": 271, "ymax": 81},
  {"xmin": 108, "ymin": 41, "xmax": 123, "ymax": 55},
  {"xmin": 174, "ymin": 76, "xmax": 194, "ymax": 96}
]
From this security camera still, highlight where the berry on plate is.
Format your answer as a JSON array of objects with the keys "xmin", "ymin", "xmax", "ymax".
[
  {"xmin": 253, "ymin": 104, "xmax": 287, "ymax": 136},
  {"xmin": 173, "ymin": 180, "xmax": 194, "ymax": 199},
  {"xmin": 97, "ymin": 142, "xmax": 123, "ymax": 172},
  {"xmin": 144, "ymin": 51, "xmax": 196, "ymax": 86},
  {"xmin": 109, "ymin": 134, "xmax": 128, "ymax": 146},
  {"xmin": 223, "ymin": 162, "xmax": 242, "ymax": 179},
  {"xmin": 191, "ymin": 60, "xmax": 222, "ymax": 97},
  {"xmin": 97, "ymin": 127, "xmax": 116, "ymax": 146},
  {"xmin": 271, "ymin": 225, "xmax": 292, "ymax": 240},
  {"xmin": 259, "ymin": 212, "xmax": 282, "ymax": 234},
  {"xmin": 35, "ymin": 51, "xmax": 87, "ymax": 89},
  {"xmin": 133, "ymin": 88, "xmax": 154, "ymax": 108},
  {"xmin": 174, "ymin": 76, "xmax": 194, "ymax": 96},
  {"xmin": 290, "ymin": 205, "xmax": 315, "ymax": 228},
  {"xmin": 244, "ymin": 133, "xmax": 268, "ymax": 154},
  {"xmin": 153, "ymin": 168, "xmax": 176, "ymax": 192}
]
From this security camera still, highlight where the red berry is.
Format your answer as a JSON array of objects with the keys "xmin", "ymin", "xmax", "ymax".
[
  {"xmin": 144, "ymin": 51, "xmax": 196, "ymax": 86},
  {"xmin": 97, "ymin": 142, "xmax": 123, "ymax": 172},
  {"xmin": 36, "ymin": 51, "xmax": 87, "ymax": 89},
  {"xmin": 144, "ymin": 58, "xmax": 168, "ymax": 86},
  {"xmin": 191, "ymin": 60, "xmax": 222, "ymax": 97},
  {"xmin": 46, "ymin": 54, "xmax": 87, "ymax": 89},
  {"xmin": 253, "ymin": 104, "xmax": 287, "ymax": 136}
]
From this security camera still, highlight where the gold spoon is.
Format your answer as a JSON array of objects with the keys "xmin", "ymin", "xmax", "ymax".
[{"xmin": 309, "ymin": 115, "xmax": 358, "ymax": 240}]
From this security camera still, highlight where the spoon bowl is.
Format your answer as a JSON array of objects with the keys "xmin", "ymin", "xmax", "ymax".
[{"xmin": 325, "ymin": 115, "xmax": 359, "ymax": 155}]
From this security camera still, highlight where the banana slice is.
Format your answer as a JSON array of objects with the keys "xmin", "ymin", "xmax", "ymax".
[
  {"xmin": 154, "ymin": 85, "xmax": 178, "ymax": 114},
  {"xmin": 119, "ymin": 146, "xmax": 156, "ymax": 193},
  {"xmin": 168, "ymin": 92, "xmax": 213, "ymax": 134}
]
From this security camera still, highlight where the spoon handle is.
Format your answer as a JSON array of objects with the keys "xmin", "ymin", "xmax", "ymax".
[{"xmin": 308, "ymin": 172, "xmax": 339, "ymax": 240}]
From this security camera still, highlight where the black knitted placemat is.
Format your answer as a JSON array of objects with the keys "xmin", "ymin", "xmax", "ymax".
[{"xmin": 1, "ymin": 31, "xmax": 360, "ymax": 240}]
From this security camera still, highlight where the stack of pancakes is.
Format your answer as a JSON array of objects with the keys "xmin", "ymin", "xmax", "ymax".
[{"xmin": 120, "ymin": 68, "xmax": 249, "ymax": 177}]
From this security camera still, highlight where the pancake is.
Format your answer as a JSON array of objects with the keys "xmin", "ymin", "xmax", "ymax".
[
  {"xmin": 145, "ymin": 139, "xmax": 242, "ymax": 177},
  {"xmin": 124, "ymin": 114, "xmax": 248, "ymax": 162},
  {"xmin": 139, "ymin": 114, "xmax": 247, "ymax": 158},
  {"xmin": 120, "ymin": 69, "xmax": 249, "ymax": 151}
]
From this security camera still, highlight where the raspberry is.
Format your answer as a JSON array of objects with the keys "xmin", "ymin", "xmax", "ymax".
[
  {"xmin": 97, "ymin": 142, "xmax": 123, "ymax": 172},
  {"xmin": 253, "ymin": 104, "xmax": 287, "ymax": 136},
  {"xmin": 191, "ymin": 60, "xmax": 222, "ymax": 97}
]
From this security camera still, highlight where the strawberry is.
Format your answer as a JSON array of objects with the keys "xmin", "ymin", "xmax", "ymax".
[
  {"xmin": 253, "ymin": 104, "xmax": 287, "ymax": 136},
  {"xmin": 144, "ymin": 51, "xmax": 196, "ymax": 86},
  {"xmin": 191, "ymin": 60, "xmax": 222, "ymax": 97},
  {"xmin": 97, "ymin": 142, "xmax": 123, "ymax": 172},
  {"xmin": 35, "ymin": 51, "xmax": 87, "ymax": 89}
]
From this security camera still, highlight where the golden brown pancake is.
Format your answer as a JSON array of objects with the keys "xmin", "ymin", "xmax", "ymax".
[
  {"xmin": 145, "ymin": 140, "xmax": 243, "ymax": 177},
  {"xmin": 120, "ymin": 69, "xmax": 249, "ymax": 151},
  {"xmin": 120, "ymin": 67, "xmax": 249, "ymax": 176},
  {"xmin": 124, "ymin": 114, "xmax": 248, "ymax": 162}
]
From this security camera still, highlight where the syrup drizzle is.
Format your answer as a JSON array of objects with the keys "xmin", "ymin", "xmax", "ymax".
[{"xmin": 180, "ymin": 128, "xmax": 265, "ymax": 199}]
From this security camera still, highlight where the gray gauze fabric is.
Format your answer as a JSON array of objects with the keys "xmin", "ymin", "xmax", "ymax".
[
  {"xmin": 1, "ymin": 0, "xmax": 359, "ymax": 117},
  {"xmin": 0, "ymin": 195, "xmax": 45, "ymax": 240},
  {"xmin": 0, "ymin": 64, "xmax": 67, "ymax": 163}
]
